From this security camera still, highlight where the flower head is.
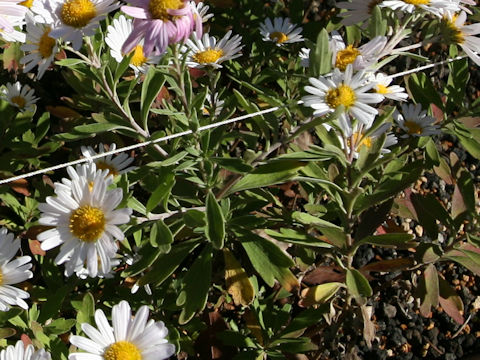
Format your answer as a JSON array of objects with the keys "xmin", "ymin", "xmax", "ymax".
[
  {"xmin": 2, "ymin": 82, "xmax": 38, "ymax": 112},
  {"xmin": 81, "ymin": 143, "xmax": 136, "ymax": 176},
  {"xmin": 37, "ymin": 162, "xmax": 132, "ymax": 278},
  {"xmin": 0, "ymin": 340, "xmax": 51, "ymax": 360},
  {"xmin": 259, "ymin": 17, "xmax": 303, "ymax": 46},
  {"xmin": 302, "ymin": 65, "xmax": 384, "ymax": 131},
  {"xmin": 190, "ymin": 1, "xmax": 212, "ymax": 23},
  {"xmin": 182, "ymin": 30, "xmax": 243, "ymax": 69},
  {"xmin": 342, "ymin": 122, "xmax": 397, "ymax": 158},
  {"xmin": 336, "ymin": 0, "xmax": 384, "ymax": 26},
  {"xmin": 394, "ymin": 103, "xmax": 441, "ymax": 137},
  {"xmin": 330, "ymin": 32, "xmax": 387, "ymax": 71},
  {"xmin": 0, "ymin": 0, "xmax": 28, "ymax": 35},
  {"xmin": 121, "ymin": 0, "xmax": 197, "ymax": 56},
  {"xmin": 442, "ymin": 10, "xmax": 480, "ymax": 65},
  {"xmin": 69, "ymin": 300, "xmax": 175, "ymax": 360},
  {"xmin": 105, "ymin": 15, "xmax": 162, "ymax": 75},
  {"xmin": 48, "ymin": 0, "xmax": 118, "ymax": 50},
  {"xmin": 368, "ymin": 72, "xmax": 408, "ymax": 101},
  {"xmin": 0, "ymin": 228, "xmax": 33, "ymax": 312},
  {"xmin": 20, "ymin": 14, "xmax": 58, "ymax": 79},
  {"xmin": 380, "ymin": 0, "xmax": 459, "ymax": 17}
]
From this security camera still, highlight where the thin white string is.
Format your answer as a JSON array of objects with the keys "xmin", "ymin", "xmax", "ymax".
[
  {"xmin": 0, "ymin": 105, "xmax": 282, "ymax": 185},
  {"xmin": 390, "ymin": 54, "xmax": 469, "ymax": 79},
  {"xmin": 0, "ymin": 53, "xmax": 471, "ymax": 186}
]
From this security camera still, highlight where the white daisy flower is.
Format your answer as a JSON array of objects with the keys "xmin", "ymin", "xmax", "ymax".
[
  {"xmin": 368, "ymin": 72, "xmax": 408, "ymax": 101},
  {"xmin": 69, "ymin": 300, "xmax": 175, "ymax": 360},
  {"xmin": 0, "ymin": 228, "xmax": 33, "ymax": 312},
  {"xmin": 0, "ymin": 340, "xmax": 51, "ymax": 360},
  {"xmin": 48, "ymin": 0, "xmax": 118, "ymax": 50},
  {"xmin": 259, "ymin": 17, "xmax": 303, "ymax": 46},
  {"xmin": 20, "ymin": 14, "xmax": 58, "ymax": 79},
  {"xmin": 182, "ymin": 30, "xmax": 243, "ymax": 69},
  {"xmin": 299, "ymin": 47, "xmax": 310, "ymax": 67},
  {"xmin": 81, "ymin": 142, "xmax": 136, "ymax": 176},
  {"xmin": 2, "ymin": 82, "xmax": 38, "ymax": 113},
  {"xmin": 37, "ymin": 162, "xmax": 132, "ymax": 278},
  {"xmin": 105, "ymin": 15, "xmax": 162, "ymax": 75},
  {"xmin": 330, "ymin": 32, "xmax": 387, "ymax": 71},
  {"xmin": 336, "ymin": 0, "xmax": 384, "ymax": 26},
  {"xmin": 342, "ymin": 122, "xmax": 397, "ymax": 158},
  {"xmin": 190, "ymin": 1, "xmax": 213, "ymax": 23},
  {"xmin": 442, "ymin": 10, "xmax": 480, "ymax": 66},
  {"xmin": 380, "ymin": 0, "xmax": 459, "ymax": 17},
  {"xmin": 394, "ymin": 103, "xmax": 441, "ymax": 137},
  {"xmin": 302, "ymin": 64, "xmax": 384, "ymax": 131}
]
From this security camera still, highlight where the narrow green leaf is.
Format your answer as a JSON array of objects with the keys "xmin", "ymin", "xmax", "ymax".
[
  {"xmin": 141, "ymin": 67, "xmax": 165, "ymax": 129},
  {"xmin": 145, "ymin": 172, "xmax": 175, "ymax": 213},
  {"xmin": 150, "ymin": 220, "xmax": 173, "ymax": 252},
  {"xmin": 346, "ymin": 269, "xmax": 372, "ymax": 299},
  {"xmin": 205, "ymin": 191, "xmax": 225, "ymax": 249},
  {"xmin": 356, "ymin": 233, "xmax": 415, "ymax": 248}
]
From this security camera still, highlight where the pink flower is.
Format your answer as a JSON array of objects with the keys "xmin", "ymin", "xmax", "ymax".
[{"xmin": 121, "ymin": 0, "xmax": 200, "ymax": 56}]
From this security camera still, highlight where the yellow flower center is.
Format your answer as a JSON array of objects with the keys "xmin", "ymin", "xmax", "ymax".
[
  {"xmin": 0, "ymin": 270, "xmax": 3, "ymax": 285},
  {"xmin": 325, "ymin": 84, "xmax": 357, "ymax": 109},
  {"xmin": 269, "ymin": 31, "xmax": 289, "ymax": 44},
  {"xmin": 404, "ymin": 120, "xmax": 423, "ymax": 135},
  {"xmin": 11, "ymin": 96, "xmax": 26, "ymax": 109},
  {"xmin": 69, "ymin": 205, "xmax": 106, "ymax": 242},
  {"xmin": 61, "ymin": 0, "xmax": 97, "ymax": 28},
  {"xmin": 19, "ymin": 0, "xmax": 34, "ymax": 8},
  {"xmin": 104, "ymin": 341, "xmax": 142, "ymax": 360},
  {"xmin": 403, "ymin": 0, "xmax": 430, "ymax": 5},
  {"xmin": 335, "ymin": 45, "xmax": 360, "ymax": 71},
  {"xmin": 129, "ymin": 45, "xmax": 148, "ymax": 67},
  {"xmin": 443, "ymin": 15, "xmax": 465, "ymax": 44},
  {"xmin": 95, "ymin": 161, "xmax": 119, "ymax": 176},
  {"xmin": 38, "ymin": 28, "xmax": 56, "ymax": 58},
  {"xmin": 148, "ymin": 0, "xmax": 183, "ymax": 21},
  {"xmin": 376, "ymin": 84, "xmax": 391, "ymax": 94},
  {"xmin": 192, "ymin": 48, "xmax": 224, "ymax": 64},
  {"xmin": 348, "ymin": 132, "xmax": 373, "ymax": 151}
]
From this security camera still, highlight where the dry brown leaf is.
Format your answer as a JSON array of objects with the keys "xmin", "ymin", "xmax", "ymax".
[{"xmin": 223, "ymin": 249, "xmax": 255, "ymax": 306}]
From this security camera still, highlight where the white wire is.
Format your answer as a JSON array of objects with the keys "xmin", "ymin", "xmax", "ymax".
[
  {"xmin": 0, "ymin": 105, "xmax": 283, "ymax": 185},
  {"xmin": 0, "ymin": 52, "xmax": 471, "ymax": 186}
]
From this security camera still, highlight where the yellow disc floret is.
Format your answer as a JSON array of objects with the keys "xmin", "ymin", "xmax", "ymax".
[
  {"xmin": 403, "ymin": 0, "xmax": 430, "ymax": 5},
  {"xmin": 375, "ymin": 84, "xmax": 391, "ymax": 94},
  {"xmin": 442, "ymin": 15, "xmax": 465, "ymax": 44},
  {"xmin": 38, "ymin": 28, "xmax": 56, "ymax": 58},
  {"xmin": 95, "ymin": 161, "xmax": 119, "ymax": 176},
  {"xmin": 104, "ymin": 341, "xmax": 142, "ymax": 360},
  {"xmin": 335, "ymin": 45, "xmax": 360, "ymax": 71},
  {"xmin": 69, "ymin": 205, "xmax": 106, "ymax": 242},
  {"xmin": 61, "ymin": 0, "xmax": 97, "ymax": 28},
  {"xmin": 269, "ymin": 31, "xmax": 289, "ymax": 44},
  {"xmin": 149, "ymin": 0, "xmax": 183, "ymax": 21},
  {"xmin": 19, "ymin": 0, "xmax": 34, "ymax": 8},
  {"xmin": 130, "ymin": 45, "xmax": 148, "ymax": 67},
  {"xmin": 11, "ymin": 96, "xmax": 26, "ymax": 109},
  {"xmin": 192, "ymin": 48, "xmax": 224, "ymax": 64},
  {"xmin": 404, "ymin": 120, "xmax": 423, "ymax": 135},
  {"xmin": 325, "ymin": 84, "xmax": 357, "ymax": 109}
]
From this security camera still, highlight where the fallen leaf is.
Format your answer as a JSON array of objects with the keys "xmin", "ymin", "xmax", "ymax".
[
  {"xmin": 8, "ymin": 179, "xmax": 30, "ymax": 196},
  {"xmin": 303, "ymin": 266, "xmax": 345, "ymax": 285},
  {"xmin": 224, "ymin": 249, "xmax": 255, "ymax": 306}
]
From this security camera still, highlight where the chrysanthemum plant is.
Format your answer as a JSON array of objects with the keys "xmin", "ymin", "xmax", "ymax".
[{"xmin": 0, "ymin": 0, "xmax": 479, "ymax": 358}]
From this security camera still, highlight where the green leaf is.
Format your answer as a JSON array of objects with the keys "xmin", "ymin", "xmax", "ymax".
[
  {"xmin": 407, "ymin": 73, "xmax": 444, "ymax": 111},
  {"xmin": 150, "ymin": 220, "xmax": 173, "ymax": 252},
  {"xmin": 445, "ymin": 58, "xmax": 469, "ymax": 113},
  {"xmin": 205, "ymin": 191, "xmax": 225, "ymax": 249},
  {"xmin": 75, "ymin": 292, "xmax": 95, "ymax": 333},
  {"xmin": 0, "ymin": 328, "xmax": 15, "ymax": 339},
  {"xmin": 346, "ymin": 269, "xmax": 372, "ymax": 299},
  {"xmin": 44, "ymin": 319, "xmax": 76, "ymax": 335},
  {"xmin": 264, "ymin": 228, "xmax": 333, "ymax": 248},
  {"xmin": 211, "ymin": 157, "xmax": 253, "ymax": 173},
  {"xmin": 418, "ymin": 264, "xmax": 439, "ymax": 317},
  {"xmin": 74, "ymin": 123, "xmax": 132, "ymax": 134},
  {"xmin": 240, "ymin": 232, "xmax": 298, "ymax": 292},
  {"xmin": 139, "ymin": 240, "xmax": 200, "ymax": 287},
  {"xmin": 145, "ymin": 172, "xmax": 175, "ymax": 213},
  {"xmin": 300, "ymin": 282, "xmax": 343, "ymax": 307},
  {"xmin": 355, "ymin": 233, "xmax": 415, "ymax": 249},
  {"xmin": 141, "ymin": 67, "xmax": 165, "ymax": 129},
  {"xmin": 177, "ymin": 245, "xmax": 212, "ymax": 324},
  {"xmin": 226, "ymin": 160, "xmax": 306, "ymax": 195},
  {"xmin": 367, "ymin": 6, "xmax": 387, "ymax": 38},
  {"xmin": 291, "ymin": 211, "xmax": 347, "ymax": 249},
  {"xmin": 309, "ymin": 29, "xmax": 332, "ymax": 76}
]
